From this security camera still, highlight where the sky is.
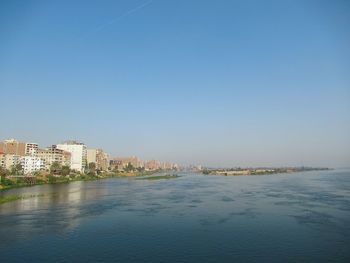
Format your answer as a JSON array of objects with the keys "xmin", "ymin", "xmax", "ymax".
[{"xmin": 0, "ymin": 0, "xmax": 349, "ymax": 168}]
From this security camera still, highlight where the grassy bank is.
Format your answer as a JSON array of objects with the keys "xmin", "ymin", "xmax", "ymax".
[{"xmin": 0, "ymin": 170, "xmax": 164, "ymax": 191}]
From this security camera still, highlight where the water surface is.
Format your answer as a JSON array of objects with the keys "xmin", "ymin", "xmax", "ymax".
[{"xmin": 1, "ymin": 170, "xmax": 349, "ymax": 262}]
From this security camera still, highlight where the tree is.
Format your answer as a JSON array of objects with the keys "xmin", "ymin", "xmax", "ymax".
[
  {"xmin": 0, "ymin": 166, "xmax": 8, "ymax": 183},
  {"xmin": 136, "ymin": 166, "xmax": 145, "ymax": 172},
  {"xmin": 50, "ymin": 162, "xmax": 61, "ymax": 175},
  {"xmin": 61, "ymin": 165, "xmax": 71, "ymax": 176},
  {"xmin": 87, "ymin": 162, "xmax": 96, "ymax": 176},
  {"xmin": 10, "ymin": 164, "xmax": 23, "ymax": 175},
  {"xmin": 202, "ymin": 169, "xmax": 210, "ymax": 175},
  {"xmin": 88, "ymin": 162, "xmax": 96, "ymax": 171},
  {"xmin": 124, "ymin": 162, "xmax": 135, "ymax": 172},
  {"xmin": 0, "ymin": 166, "xmax": 8, "ymax": 177}
]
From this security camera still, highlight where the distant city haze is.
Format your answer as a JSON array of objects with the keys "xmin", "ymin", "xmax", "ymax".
[{"xmin": 1, "ymin": 0, "xmax": 349, "ymax": 168}]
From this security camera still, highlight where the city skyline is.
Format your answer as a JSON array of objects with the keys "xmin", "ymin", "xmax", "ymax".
[
  {"xmin": 0, "ymin": 138, "xmax": 180, "ymax": 176},
  {"xmin": 1, "ymin": 0, "xmax": 349, "ymax": 168}
]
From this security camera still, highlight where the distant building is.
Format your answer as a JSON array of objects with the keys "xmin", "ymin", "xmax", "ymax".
[
  {"xmin": 87, "ymin": 149, "xmax": 96, "ymax": 164},
  {"xmin": 25, "ymin": 143, "xmax": 39, "ymax": 156},
  {"xmin": 3, "ymin": 154, "xmax": 21, "ymax": 170},
  {"xmin": 109, "ymin": 159, "xmax": 122, "ymax": 170},
  {"xmin": 0, "ymin": 139, "xmax": 26, "ymax": 156},
  {"xmin": 87, "ymin": 149, "xmax": 109, "ymax": 171},
  {"xmin": 37, "ymin": 145, "xmax": 71, "ymax": 170},
  {"xmin": 21, "ymin": 156, "xmax": 44, "ymax": 175},
  {"xmin": 145, "ymin": 160, "xmax": 160, "ymax": 170},
  {"xmin": 56, "ymin": 141, "xmax": 87, "ymax": 172},
  {"xmin": 109, "ymin": 156, "xmax": 140, "ymax": 170}
]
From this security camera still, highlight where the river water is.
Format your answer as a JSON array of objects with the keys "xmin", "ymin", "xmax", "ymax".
[{"xmin": 0, "ymin": 169, "xmax": 349, "ymax": 262}]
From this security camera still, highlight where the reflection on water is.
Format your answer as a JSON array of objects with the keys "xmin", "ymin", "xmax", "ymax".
[{"xmin": 0, "ymin": 170, "xmax": 350, "ymax": 262}]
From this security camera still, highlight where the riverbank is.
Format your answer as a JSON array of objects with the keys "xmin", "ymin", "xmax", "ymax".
[
  {"xmin": 0, "ymin": 170, "xmax": 162, "ymax": 191},
  {"xmin": 202, "ymin": 167, "xmax": 331, "ymax": 176}
]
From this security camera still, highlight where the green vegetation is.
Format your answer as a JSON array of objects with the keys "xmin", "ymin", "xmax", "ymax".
[
  {"xmin": 87, "ymin": 162, "xmax": 96, "ymax": 176},
  {"xmin": 202, "ymin": 169, "xmax": 211, "ymax": 175},
  {"xmin": 61, "ymin": 165, "xmax": 71, "ymax": 176},
  {"xmin": 136, "ymin": 174, "xmax": 180, "ymax": 180},
  {"xmin": 0, "ymin": 163, "xmax": 168, "ymax": 190},
  {"xmin": 50, "ymin": 162, "xmax": 61, "ymax": 175},
  {"xmin": 124, "ymin": 162, "xmax": 135, "ymax": 172}
]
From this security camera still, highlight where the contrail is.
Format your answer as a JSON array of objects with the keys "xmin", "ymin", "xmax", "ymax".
[
  {"xmin": 95, "ymin": 0, "xmax": 153, "ymax": 32},
  {"xmin": 81, "ymin": 0, "xmax": 153, "ymax": 39}
]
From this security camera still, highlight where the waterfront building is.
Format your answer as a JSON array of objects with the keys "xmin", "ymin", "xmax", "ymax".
[
  {"xmin": 56, "ymin": 141, "xmax": 87, "ymax": 172},
  {"xmin": 87, "ymin": 149, "xmax": 109, "ymax": 171},
  {"xmin": 3, "ymin": 154, "xmax": 21, "ymax": 170},
  {"xmin": 86, "ymin": 149, "xmax": 96, "ymax": 165},
  {"xmin": 37, "ymin": 145, "xmax": 71, "ymax": 170},
  {"xmin": 0, "ymin": 139, "xmax": 26, "ymax": 156},
  {"xmin": 20, "ymin": 156, "xmax": 45, "ymax": 175}
]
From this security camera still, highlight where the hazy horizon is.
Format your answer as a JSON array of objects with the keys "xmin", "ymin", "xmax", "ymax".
[{"xmin": 1, "ymin": 0, "xmax": 349, "ymax": 168}]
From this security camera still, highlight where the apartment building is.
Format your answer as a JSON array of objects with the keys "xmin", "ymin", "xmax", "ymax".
[
  {"xmin": 0, "ymin": 139, "xmax": 26, "ymax": 156},
  {"xmin": 87, "ymin": 149, "xmax": 109, "ymax": 171},
  {"xmin": 3, "ymin": 154, "xmax": 21, "ymax": 170},
  {"xmin": 56, "ymin": 141, "xmax": 87, "ymax": 172},
  {"xmin": 25, "ymin": 143, "xmax": 39, "ymax": 156},
  {"xmin": 21, "ymin": 156, "xmax": 45, "ymax": 175},
  {"xmin": 37, "ymin": 145, "xmax": 71, "ymax": 170}
]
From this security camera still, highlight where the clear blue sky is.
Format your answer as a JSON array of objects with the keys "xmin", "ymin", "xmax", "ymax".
[{"xmin": 0, "ymin": 0, "xmax": 349, "ymax": 167}]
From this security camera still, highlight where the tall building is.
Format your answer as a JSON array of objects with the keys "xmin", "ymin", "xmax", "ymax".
[
  {"xmin": 21, "ymin": 156, "xmax": 44, "ymax": 175},
  {"xmin": 0, "ymin": 139, "xmax": 26, "ymax": 156},
  {"xmin": 87, "ymin": 149, "xmax": 97, "ymax": 165},
  {"xmin": 37, "ymin": 145, "xmax": 71, "ymax": 170},
  {"xmin": 56, "ymin": 141, "xmax": 87, "ymax": 172},
  {"xmin": 87, "ymin": 149, "xmax": 109, "ymax": 171}
]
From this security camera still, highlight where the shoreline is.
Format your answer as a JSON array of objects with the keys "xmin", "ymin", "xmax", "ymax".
[
  {"xmin": 0, "ymin": 172, "xmax": 179, "ymax": 204},
  {"xmin": 202, "ymin": 167, "xmax": 331, "ymax": 176},
  {"xmin": 0, "ymin": 170, "xmax": 163, "ymax": 192}
]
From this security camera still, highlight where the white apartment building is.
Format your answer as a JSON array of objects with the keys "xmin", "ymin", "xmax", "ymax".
[
  {"xmin": 4, "ymin": 154, "xmax": 21, "ymax": 170},
  {"xmin": 56, "ymin": 141, "xmax": 87, "ymax": 172},
  {"xmin": 21, "ymin": 156, "xmax": 44, "ymax": 175}
]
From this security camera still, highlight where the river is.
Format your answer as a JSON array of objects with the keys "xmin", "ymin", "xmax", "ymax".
[{"xmin": 0, "ymin": 169, "xmax": 349, "ymax": 262}]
